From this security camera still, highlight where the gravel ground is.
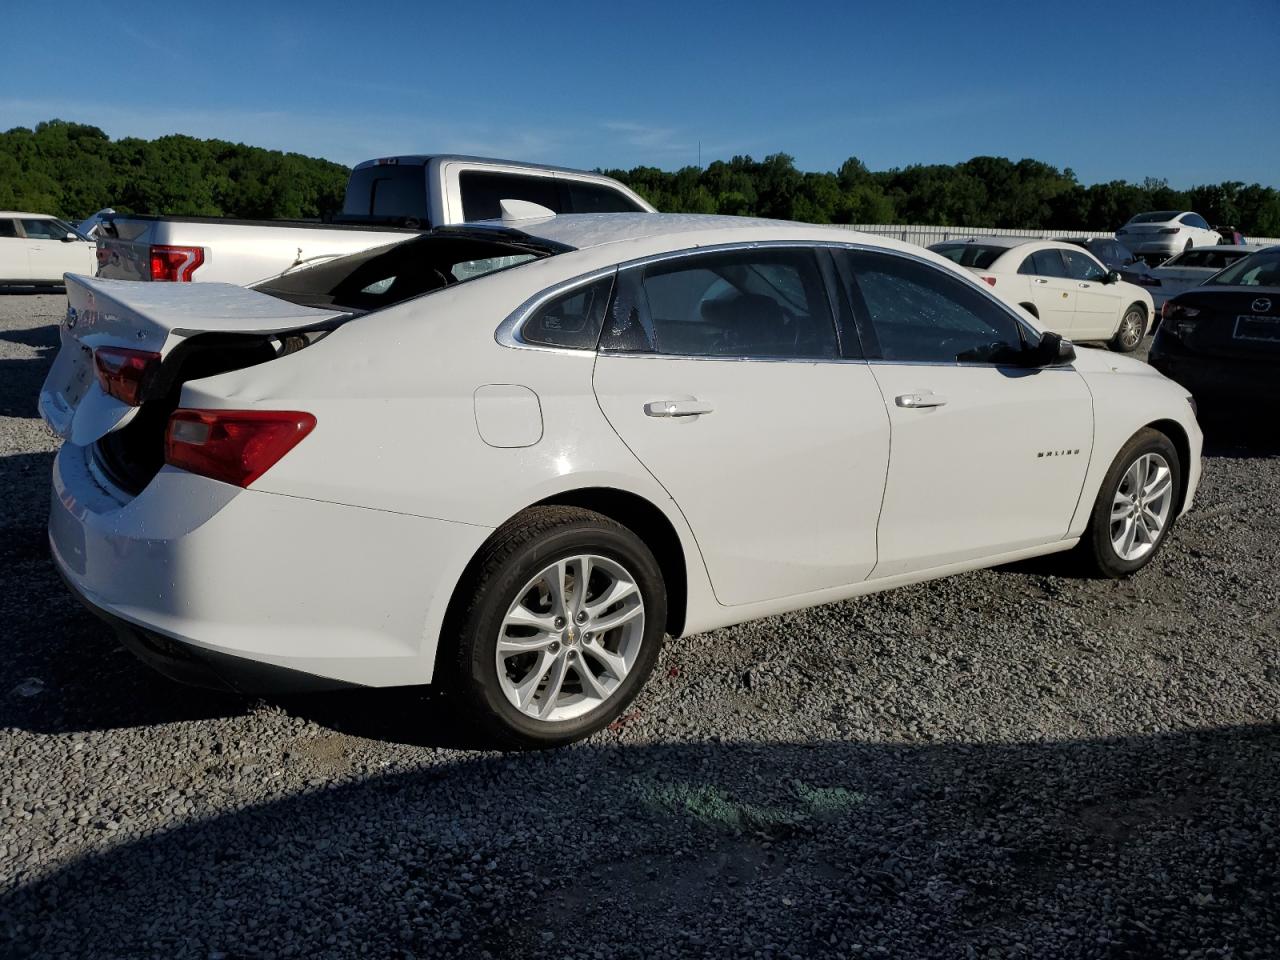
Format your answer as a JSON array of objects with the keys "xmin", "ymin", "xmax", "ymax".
[{"xmin": 0, "ymin": 292, "xmax": 1277, "ymax": 959}]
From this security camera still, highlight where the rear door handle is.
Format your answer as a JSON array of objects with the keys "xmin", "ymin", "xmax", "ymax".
[
  {"xmin": 1033, "ymin": 278, "xmax": 1050, "ymax": 284},
  {"xmin": 895, "ymin": 393, "xmax": 948, "ymax": 409},
  {"xmin": 644, "ymin": 400, "xmax": 715, "ymax": 418},
  {"xmin": 1078, "ymin": 282, "xmax": 1092, "ymax": 288}
]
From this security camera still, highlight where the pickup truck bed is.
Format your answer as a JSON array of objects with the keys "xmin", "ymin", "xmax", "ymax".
[{"xmin": 97, "ymin": 215, "xmax": 420, "ymax": 285}]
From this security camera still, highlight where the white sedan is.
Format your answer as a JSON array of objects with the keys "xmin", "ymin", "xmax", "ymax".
[
  {"xmin": 1147, "ymin": 244, "xmax": 1265, "ymax": 310},
  {"xmin": 929, "ymin": 238, "xmax": 1154, "ymax": 351},
  {"xmin": 0, "ymin": 212, "xmax": 96, "ymax": 285},
  {"xmin": 1115, "ymin": 211, "xmax": 1221, "ymax": 261},
  {"xmin": 40, "ymin": 212, "xmax": 1202, "ymax": 747}
]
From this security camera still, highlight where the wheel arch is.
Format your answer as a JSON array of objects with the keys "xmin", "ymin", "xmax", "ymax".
[
  {"xmin": 438, "ymin": 487, "xmax": 690, "ymax": 671},
  {"xmin": 531, "ymin": 487, "xmax": 689, "ymax": 638},
  {"xmin": 1147, "ymin": 418, "xmax": 1193, "ymax": 513}
]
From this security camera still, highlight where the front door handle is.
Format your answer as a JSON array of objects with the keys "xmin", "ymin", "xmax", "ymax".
[
  {"xmin": 1034, "ymin": 278, "xmax": 1050, "ymax": 284},
  {"xmin": 895, "ymin": 393, "xmax": 948, "ymax": 409},
  {"xmin": 644, "ymin": 399, "xmax": 715, "ymax": 418},
  {"xmin": 1078, "ymin": 282, "xmax": 1092, "ymax": 288}
]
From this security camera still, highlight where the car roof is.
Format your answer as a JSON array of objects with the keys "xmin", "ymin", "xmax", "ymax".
[
  {"xmin": 350, "ymin": 154, "xmax": 617, "ymax": 177},
  {"xmin": 1176, "ymin": 244, "xmax": 1268, "ymax": 252},
  {"xmin": 469, "ymin": 212, "xmax": 865, "ymax": 252},
  {"xmin": 0, "ymin": 211, "xmax": 60, "ymax": 219},
  {"xmin": 929, "ymin": 236, "xmax": 1077, "ymax": 253}
]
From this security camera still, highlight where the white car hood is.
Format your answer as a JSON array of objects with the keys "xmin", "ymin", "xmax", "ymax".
[{"xmin": 1069, "ymin": 346, "xmax": 1162, "ymax": 377}]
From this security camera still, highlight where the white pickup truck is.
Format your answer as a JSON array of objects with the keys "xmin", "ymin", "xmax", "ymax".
[{"xmin": 95, "ymin": 155, "xmax": 653, "ymax": 285}]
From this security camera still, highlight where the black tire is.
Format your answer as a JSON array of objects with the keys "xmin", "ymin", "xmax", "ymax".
[
  {"xmin": 446, "ymin": 505, "xmax": 666, "ymax": 749},
  {"xmin": 1110, "ymin": 303, "xmax": 1147, "ymax": 352},
  {"xmin": 1079, "ymin": 428, "xmax": 1181, "ymax": 578}
]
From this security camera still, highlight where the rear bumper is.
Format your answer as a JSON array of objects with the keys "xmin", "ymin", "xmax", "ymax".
[
  {"xmin": 1149, "ymin": 341, "xmax": 1280, "ymax": 406},
  {"xmin": 50, "ymin": 443, "xmax": 489, "ymax": 690}
]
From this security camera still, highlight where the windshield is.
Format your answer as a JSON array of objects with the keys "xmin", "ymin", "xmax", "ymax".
[
  {"xmin": 1127, "ymin": 211, "xmax": 1180, "ymax": 224},
  {"xmin": 929, "ymin": 243, "xmax": 1007, "ymax": 269},
  {"xmin": 1203, "ymin": 251, "xmax": 1280, "ymax": 287}
]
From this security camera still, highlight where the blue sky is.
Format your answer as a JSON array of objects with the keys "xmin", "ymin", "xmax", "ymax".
[{"xmin": 2, "ymin": 0, "xmax": 1277, "ymax": 186}]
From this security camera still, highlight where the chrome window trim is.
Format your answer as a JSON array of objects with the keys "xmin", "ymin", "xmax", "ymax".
[{"xmin": 495, "ymin": 239, "xmax": 1047, "ymax": 358}]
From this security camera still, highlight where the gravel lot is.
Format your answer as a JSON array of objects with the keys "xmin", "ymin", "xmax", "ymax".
[{"xmin": 1, "ymin": 291, "xmax": 1277, "ymax": 959}]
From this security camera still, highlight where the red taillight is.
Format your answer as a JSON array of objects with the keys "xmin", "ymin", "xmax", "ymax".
[
  {"xmin": 1159, "ymin": 227, "xmax": 1180, "ymax": 235},
  {"xmin": 149, "ymin": 244, "xmax": 205, "ymax": 281},
  {"xmin": 165, "ymin": 409, "xmax": 316, "ymax": 488},
  {"xmin": 981, "ymin": 275, "xmax": 997, "ymax": 287},
  {"xmin": 93, "ymin": 347, "xmax": 161, "ymax": 406}
]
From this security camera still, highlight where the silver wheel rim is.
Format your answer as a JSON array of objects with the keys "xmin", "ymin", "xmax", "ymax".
[
  {"xmin": 496, "ymin": 554, "xmax": 645, "ymax": 723},
  {"xmin": 1120, "ymin": 310, "xmax": 1144, "ymax": 347},
  {"xmin": 1110, "ymin": 452, "xmax": 1174, "ymax": 561}
]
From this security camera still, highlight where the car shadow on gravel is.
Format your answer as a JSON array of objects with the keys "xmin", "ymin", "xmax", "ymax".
[
  {"xmin": 0, "ymin": 358, "xmax": 53, "ymax": 419},
  {"xmin": 2, "ymin": 725, "xmax": 1277, "ymax": 958}
]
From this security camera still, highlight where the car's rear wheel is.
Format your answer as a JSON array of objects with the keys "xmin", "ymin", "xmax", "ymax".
[
  {"xmin": 1110, "ymin": 304, "xmax": 1147, "ymax": 352},
  {"xmin": 1081, "ymin": 428, "xmax": 1181, "ymax": 577},
  {"xmin": 447, "ymin": 506, "xmax": 666, "ymax": 748}
]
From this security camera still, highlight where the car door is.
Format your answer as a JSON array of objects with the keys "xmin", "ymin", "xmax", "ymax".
[
  {"xmin": 835, "ymin": 249, "xmax": 1093, "ymax": 578},
  {"xmin": 1015, "ymin": 248, "xmax": 1076, "ymax": 334},
  {"xmin": 0, "ymin": 218, "xmax": 30, "ymax": 281},
  {"xmin": 1061, "ymin": 246, "xmax": 1122, "ymax": 340},
  {"xmin": 20, "ymin": 218, "xmax": 85, "ymax": 282},
  {"xmin": 591, "ymin": 245, "xmax": 891, "ymax": 606}
]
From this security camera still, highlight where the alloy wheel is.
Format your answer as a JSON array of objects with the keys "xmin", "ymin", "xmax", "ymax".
[
  {"xmin": 496, "ymin": 554, "xmax": 645, "ymax": 722},
  {"xmin": 1109, "ymin": 453, "xmax": 1174, "ymax": 561},
  {"xmin": 1119, "ymin": 309, "xmax": 1145, "ymax": 348}
]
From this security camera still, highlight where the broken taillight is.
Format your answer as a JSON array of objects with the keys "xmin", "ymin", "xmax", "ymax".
[{"xmin": 93, "ymin": 347, "xmax": 161, "ymax": 406}]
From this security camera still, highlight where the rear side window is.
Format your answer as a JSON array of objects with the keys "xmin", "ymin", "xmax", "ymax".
[
  {"xmin": 521, "ymin": 276, "xmax": 615, "ymax": 350},
  {"xmin": 567, "ymin": 181, "xmax": 643, "ymax": 213},
  {"xmin": 1181, "ymin": 213, "xmax": 1210, "ymax": 229},
  {"xmin": 599, "ymin": 247, "xmax": 838, "ymax": 359},
  {"xmin": 1019, "ymin": 250, "xmax": 1069, "ymax": 278},
  {"xmin": 931, "ymin": 244, "xmax": 1006, "ymax": 269},
  {"xmin": 460, "ymin": 172, "xmax": 562, "ymax": 221},
  {"xmin": 0, "ymin": 219, "xmax": 17, "ymax": 238},
  {"xmin": 842, "ymin": 251, "xmax": 1024, "ymax": 364}
]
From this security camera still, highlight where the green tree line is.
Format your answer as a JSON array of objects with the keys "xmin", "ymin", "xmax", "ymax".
[
  {"xmin": 0, "ymin": 120, "xmax": 349, "ymax": 220},
  {"xmin": 4, "ymin": 119, "xmax": 1279, "ymax": 235}
]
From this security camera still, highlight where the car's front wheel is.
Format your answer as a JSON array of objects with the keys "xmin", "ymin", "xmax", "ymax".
[
  {"xmin": 1110, "ymin": 304, "xmax": 1147, "ymax": 352},
  {"xmin": 1081, "ymin": 428, "xmax": 1181, "ymax": 577},
  {"xmin": 448, "ymin": 506, "xmax": 666, "ymax": 748}
]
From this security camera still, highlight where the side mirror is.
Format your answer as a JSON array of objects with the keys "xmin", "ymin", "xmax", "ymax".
[
  {"xmin": 1104, "ymin": 270, "xmax": 1121, "ymax": 284},
  {"xmin": 1025, "ymin": 330, "xmax": 1075, "ymax": 367},
  {"xmin": 62, "ymin": 232, "xmax": 78, "ymax": 242}
]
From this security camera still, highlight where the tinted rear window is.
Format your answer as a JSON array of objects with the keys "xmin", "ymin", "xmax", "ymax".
[
  {"xmin": 1127, "ymin": 211, "xmax": 1180, "ymax": 223},
  {"xmin": 1205, "ymin": 252, "xmax": 1280, "ymax": 287},
  {"xmin": 567, "ymin": 181, "xmax": 643, "ymax": 213},
  {"xmin": 930, "ymin": 244, "xmax": 1006, "ymax": 269},
  {"xmin": 342, "ymin": 164, "xmax": 429, "ymax": 224}
]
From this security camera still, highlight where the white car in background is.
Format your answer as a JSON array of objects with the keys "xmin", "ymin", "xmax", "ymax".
[
  {"xmin": 0, "ymin": 212, "xmax": 96, "ymax": 286},
  {"xmin": 929, "ymin": 238, "xmax": 1154, "ymax": 351},
  {"xmin": 1147, "ymin": 244, "xmax": 1266, "ymax": 310},
  {"xmin": 1115, "ymin": 211, "xmax": 1221, "ymax": 262},
  {"xmin": 40, "ymin": 212, "xmax": 1201, "ymax": 747}
]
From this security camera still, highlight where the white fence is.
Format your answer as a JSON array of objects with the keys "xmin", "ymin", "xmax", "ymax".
[{"xmin": 836, "ymin": 223, "xmax": 1280, "ymax": 249}]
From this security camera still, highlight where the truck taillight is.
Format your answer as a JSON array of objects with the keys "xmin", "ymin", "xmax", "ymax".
[
  {"xmin": 165, "ymin": 409, "xmax": 317, "ymax": 488},
  {"xmin": 94, "ymin": 347, "xmax": 161, "ymax": 406},
  {"xmin": 149, "ymin": 245, "xmax": 205, "ymax": 281}
]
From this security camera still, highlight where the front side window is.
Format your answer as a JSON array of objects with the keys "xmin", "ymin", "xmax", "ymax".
[
  {"xmin": 1062, "ymin": 248, "xmax": 1107, "ymax": 281},
  {"xmin": 567, "ymin": 181, "xmax": 644, "ymax": 214},
  {"xmin": 1019, "ymin": 249, "xmax": 1069, "ymax": 278},
  {"xmin": 20, "ymin": 218, "xmax": 70, "ymax": 240},
  {"xmin": 842, "ymin": 251, "xmax": 1025, "ymax": 364},
  {"xmin": 460, "ymin": 171, "xmax": 562, "ymax": 221},
  {"xmin": 521, "ymin": 276, "xmax": 614, "ymax": 350},
  {"xmin": 599, "ymin": 247, "xmax": 839, "ymax": 359}
]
